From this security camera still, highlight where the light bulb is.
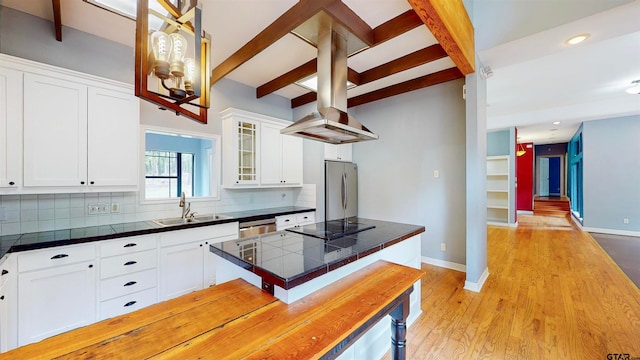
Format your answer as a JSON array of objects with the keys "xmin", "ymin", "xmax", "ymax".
[
  {"xmin": 150, "ymin": 31, "xmax": 172, "ymax": 79},
  {"xmin": 183, "ymin": 58, "xmax": 196, "ymax": 95},
  {"xmin": 169, "ymin": 33, "xmax": 187, "ymax": 78}
]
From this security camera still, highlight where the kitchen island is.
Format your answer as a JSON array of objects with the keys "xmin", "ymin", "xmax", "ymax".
[{"xmin": 211, "ymin": 218, "xmax": 425, "ymax": 359}]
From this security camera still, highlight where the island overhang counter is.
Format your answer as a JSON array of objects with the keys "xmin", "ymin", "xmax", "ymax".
[{"xmin": 210, "ymin": 217, "xmax": 425, "ymax": 306}]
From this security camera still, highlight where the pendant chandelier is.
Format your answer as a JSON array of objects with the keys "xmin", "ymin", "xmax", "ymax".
[
  {"xmin": 135, "ymin": 0, "xmax": 210, "ymax": 124},
  {"xmin": 516, "ymin": 143, "xmax": 526, "ymax": 157}
]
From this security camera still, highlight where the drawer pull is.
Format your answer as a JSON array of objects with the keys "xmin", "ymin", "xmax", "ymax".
[
  {"xmin": 1, "ymin": 270, "xmax": 8, "ymax": 276},
  {"xmin": 124, "ymin": 261, "xmax": 137, "ymax": 266},
  {"xmin": 51, "ymin": 254, "xmax": 69, "ymax": 260},
  {"xmin": 124, "ymin": 281, "xmax": 137, "ymax": 287},
  {"xmin": 124, "ymin": 301, "xmax": 137, "ymax": 307},
  {"xmin": 284, "ymin": 219, "xmax": 290, "ymax": 222},
  {"xmin": 0, "ymin": 296, "xmax": 4, "ymax": 300},
  {"xmin": 123, "ymin": 243, "xmax": 137, "ymax": 248}
]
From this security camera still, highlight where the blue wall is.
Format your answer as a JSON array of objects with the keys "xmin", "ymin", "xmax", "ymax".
[
  {"xmin": 145, "ymin": 133, "xmax": 212, "ymax": 196},
  {"xmin": 487, "ymin": 130, "xmax": 510, "ymax": 156},
  {"xmin": 582, "ymin": 115, "xmax": 640, "ymax": 234}
]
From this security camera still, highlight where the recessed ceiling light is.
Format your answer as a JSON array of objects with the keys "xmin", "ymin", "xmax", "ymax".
[
  {"xmin": 565, "ymin": 33, "xmax": 590, "ymax": 45},
  {"xmin": 295, "ymin": 74, "xmax": 356, "ymax": 92},
  {"xmin": 626, "ymin": 80, "xmax": 640, "ymax": 95},
  {"xmin": 552, "ymin": 121, "xmax": 561, "ymax": 125}
]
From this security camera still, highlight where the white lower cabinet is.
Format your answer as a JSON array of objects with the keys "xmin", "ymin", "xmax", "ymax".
[
  {"xmin": 275, "ymin": 211, "xmax": 316, "ymax": 230},
  {"xmin": 0, "ymin": 255, "xmax": 17, "ymax": 352},
  {"xmin": 97, "ymin": 234, "xmax": 158, "ymax": 320},
  {"xmin": 159, "ymin": 222, "xmax": 238, "ymax": 301},
  {"xmin": 1, "ymin": 222, "xmax": 239, "ymax": 351},
  {"xmin": 17, "ymin": 244, "xmax": 97, "ymax": 347}
]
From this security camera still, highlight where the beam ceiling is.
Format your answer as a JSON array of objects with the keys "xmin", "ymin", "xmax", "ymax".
[{"xmin": 212, "ymin": 0, "xmax": 474, "ymax": 109}]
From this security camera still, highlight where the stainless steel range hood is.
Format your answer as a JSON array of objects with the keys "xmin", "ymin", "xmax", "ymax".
[{"xmin": 281, "ymin": 12, "xmax": 378, "ymax": 144}]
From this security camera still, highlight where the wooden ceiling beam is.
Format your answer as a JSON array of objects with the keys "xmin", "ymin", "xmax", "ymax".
[
  {"xmin": 323, "ymin": 1, "xmax": 374, "ymax": 46},
  {"xmin": 291, "ymin": 67, "xmax": 462, "ymax": 109},
  {"xmin": 257, "ymin": 59, "xmax": 316, "ymax": 99},
  {"xmin": 372, "ymin": 10, "xmax": 423, "ymax": 46},
  {"xmin": 256, "ymin": 8, "xmax": 423, "ymax": 99},
  {"xmin": 347, "ymin": 67, "xmax": 463, "ymax": 108},
  {"xmin": 52, "ymin": 0, "xmax": 62, "ymax": 41},
  {"xmin": 290, "ymin": 44, "xmax": 448, "ymax": 108},
  {"xmin": 358, "ymin": 44, "xmax": 447, "ymax": 84},
  {"xmin": 407, "ymin": 0, "xmax": 475, "ymax": 74},
  {"xmin": 210, "ymin": 0, "xmax": 338, "ymax": 85}
]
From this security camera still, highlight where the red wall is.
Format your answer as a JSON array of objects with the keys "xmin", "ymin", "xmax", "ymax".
[{"xmin": 516, "ymin": 143, "xmax": 534, "ymax": 211}]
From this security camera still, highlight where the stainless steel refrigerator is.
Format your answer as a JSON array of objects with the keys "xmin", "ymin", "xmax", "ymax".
[{"xmin": 325, "ymin": 160, "xmax": 358, "ymax": 221}]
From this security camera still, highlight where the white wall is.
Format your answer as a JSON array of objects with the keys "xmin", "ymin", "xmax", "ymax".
[
  {"xmin": 582, "ymin": 115, "xmax": 640, "ymax": 234},
  {"xmin": 351, "ymin": 80, "xmax": 467, "ymax": 265}
]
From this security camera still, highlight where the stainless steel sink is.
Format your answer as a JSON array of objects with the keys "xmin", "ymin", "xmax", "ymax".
[{"xmin": 153, "ymin": 213, "xmax": 233, "ymax": 227}]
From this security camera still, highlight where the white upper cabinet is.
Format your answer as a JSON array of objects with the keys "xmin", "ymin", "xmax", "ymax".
[
  {"xmin": 222, "ymin": 108, "xmax": 303, "ymax": 189},
  {"xmin": 1, "ymin": 54, "xmax": 139, "ymax": 193},
  {"xmin": 23, "ymin": 73, "xmax": 89, "ymax": 187},
  {"xmin": 324, "ymin": 143, "xmax": 352, "ymax": 162},
  {"xmin": 260, "ymin": 121, "xmax": 303, "ymax": 186},
  {"xmin": 222, "ymin": 112, "xmax": 260, "ymax": 187},
  {"xmin": 0, "ymin": 67, "xmax": 21, "ymax": 190},
  {"xmin": 88, "ymin": 86, "xmax": 138, "ymax": 187}
]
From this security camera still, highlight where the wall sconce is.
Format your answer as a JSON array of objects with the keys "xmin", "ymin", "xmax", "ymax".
[{"xmin": 135, "ymin": 0, "xmax": 210, "ymax": 124}]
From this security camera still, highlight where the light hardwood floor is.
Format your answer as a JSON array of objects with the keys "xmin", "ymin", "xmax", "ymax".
[{"xmin": 387, "ymin": 215, "xmax": 640, "ymax": 359}]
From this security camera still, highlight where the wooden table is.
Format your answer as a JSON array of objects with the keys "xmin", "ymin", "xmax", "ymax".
[{"xmin": 1, "ymin": 260, "xmax": 424, "ymax": 360}]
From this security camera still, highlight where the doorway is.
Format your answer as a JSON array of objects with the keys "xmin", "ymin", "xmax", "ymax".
[{"xmin": 537, "ymin": 155, "xmax": 564, "ymax": 197}]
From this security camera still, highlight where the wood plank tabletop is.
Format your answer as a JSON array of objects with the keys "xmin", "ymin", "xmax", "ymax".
[{"xmin": 1, "ymin": 260, "xmax": 424, "ymax": 360}]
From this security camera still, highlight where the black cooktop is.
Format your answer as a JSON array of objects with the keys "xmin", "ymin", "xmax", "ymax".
[{"xmin": 286, "ymin": 219, "xmax": 375, "ymax": 240}]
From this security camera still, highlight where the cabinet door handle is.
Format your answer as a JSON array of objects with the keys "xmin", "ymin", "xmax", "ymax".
[
  {"xmin": 0, "ymin": 296, "xmax": 4, "ymax": 300},
  {"xmin": 124, "ymin": 301, "xmax": 137, "ymax": 307},
  {"xmin": 51, "ymin": 254, "xmax": 69, "ymax": 259},
  {"xmin": 90, "ymin": 181, "xmax": 95, "ymax": 185},
  {"xmin": 124, "ymin": 281, "xmax": 137, "ymax": 287},
  {"xmin": 124, "ymin": 261, "xmax": 137, "ymax": 266},
  {"xmin": 123, "ymin": 243, "xmax": 137, "ymax": 248},
  {"xmin": 1, "ymin": 269, "xmax": 8, "ymax": 276},
  {"xmin": 8, "ymin": 181, "xmax": 14, "ymax": 186},
  {"xmin": 284, "ymin": 219, "xmax": 290, "ymax": 222},
  {"xmin": 80, "ymin": 181, "xmax": 85, "ymax": 185}
]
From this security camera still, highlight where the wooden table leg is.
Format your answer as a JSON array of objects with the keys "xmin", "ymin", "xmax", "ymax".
[{"xmin": 390, "ymin": 295, "xmax": 411, "ymax": 360}]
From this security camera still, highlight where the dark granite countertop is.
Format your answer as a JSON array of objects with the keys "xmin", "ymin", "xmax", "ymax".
[
  {"xmin": 0, "ymin": 206, "xmax": 315, "ymax": 258},
  {"xmin": 210, "ymin": 218, "xmax": 425, "ymax": 291}
]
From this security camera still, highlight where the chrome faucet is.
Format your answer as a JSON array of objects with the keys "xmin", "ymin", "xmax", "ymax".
[{"xmin": 179, "ymin": 192, "xmax": 191, "ymax": 219}]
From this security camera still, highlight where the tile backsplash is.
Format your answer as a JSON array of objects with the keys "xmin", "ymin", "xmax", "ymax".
[{"xmin": 0, "ymin": 184, "xmax": 316, "ymax": 236}]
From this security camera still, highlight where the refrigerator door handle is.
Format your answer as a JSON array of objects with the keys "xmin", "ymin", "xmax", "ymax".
[{"xmin": 342, "ymin": 172, "xmax": 348, "ymax": 210}]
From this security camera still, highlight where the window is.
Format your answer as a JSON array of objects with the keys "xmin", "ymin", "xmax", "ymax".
[
  {"xmin": 142, "ymin": 127, "xmax": 220, "ymax": 202},
  {"xmin": 145, "ymin": 151, "xmax": 194, "ymax": 199}
]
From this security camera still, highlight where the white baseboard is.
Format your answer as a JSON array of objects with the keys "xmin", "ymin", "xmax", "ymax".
[
  {"xmin": 582, "ymin": 226, "xmax": 640, "ymax": 237},
  {"xmin": 464, "ymin": 267, "xmax": 489, "ymax": 292},
  {"xmin": 421, "ymin": 256, "xmax": 466, "ymax": 272},
  {"xmin": 487, "ymin": 221, "xmax": 517, "ymax": 227},
  {"xmin": 571, "ymin": 214, "xmax": 583, "ymax": 229}
]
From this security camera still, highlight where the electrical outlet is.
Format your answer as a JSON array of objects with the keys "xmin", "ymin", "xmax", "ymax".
[
  {"xmin": 434, "ymin": 170, "xmax": 440, "ymax": 178},
  {"xmin": 87, "ymin": 204, "xmax": 100, "ymax": 215},
  {"xmin": 623, "ymin": 218, "xmax": 629, "ymax": 224},
  {"xmin": 97, "ymin": 203, "xmax": 109, "ymax": 214},
  {"xmin": 111, "ymin": 202, "xmax": 120, "ymax": 213},
  {"xmin": 440, "ymin": 243, "xmax": 446, "ymax": 252}
]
